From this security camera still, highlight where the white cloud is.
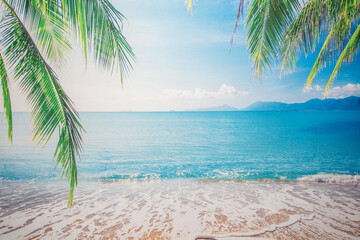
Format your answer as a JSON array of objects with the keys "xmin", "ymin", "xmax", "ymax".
[
  {"xmin": 303, "ymin": 84, "xmax": 323, "ymax": 92},
  {"xmin": 325, "ymin": 83, "xmax": 360, "ymax": 98},
  {"xmin": 314, "ymin": 85, "xmax": 322, "ymax": 91},
  {"xmin": 162, "ymin": 84, "xmax": 248, "ymax": 99}
]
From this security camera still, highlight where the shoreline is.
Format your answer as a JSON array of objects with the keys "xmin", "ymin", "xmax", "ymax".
[
  {"xmin": 1, "ymin": 179, "xmax": 359, "ymax": 239},
  {"xmin": 96, "ymin": 172, "xmax": 360, "ymax": 185}
]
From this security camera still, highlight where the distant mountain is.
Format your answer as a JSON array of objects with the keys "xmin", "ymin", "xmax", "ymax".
[
  {"xmin": 190, "ymin": 104, "xmax": 239, "ymax": 111},
  {"xmin": 242, "ymin": 96, "xmax": 360, "ymax": 111}
]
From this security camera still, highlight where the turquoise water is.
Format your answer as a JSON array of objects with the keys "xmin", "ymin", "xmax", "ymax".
[{"xmin": 0, "ymin": 112, "xmax": 359, "ymax": 181}]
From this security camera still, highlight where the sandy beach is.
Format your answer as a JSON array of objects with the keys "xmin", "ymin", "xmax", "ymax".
[{"xmin": 1, "ymin": 179, "xmax": 359, "ymax": 239}]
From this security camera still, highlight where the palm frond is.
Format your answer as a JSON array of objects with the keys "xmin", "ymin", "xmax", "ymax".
[
  {"xmin": 246, "ymin": 0, "xmax": 301, "ymax": 79},
  {"xmin": 9, "ymin": 0, "xmax": 71, "ymax": 66},
  {"xmin": 304, "ymin": 5, "xmax": 358, "ymax": 88},
  {"xmin": 280, "ymin": 0, "xmax": 325, "ymax": 75},
  {"xmin": 325, "ymin": 24, "xmax": 360, "ymax": 93},
  {"xmin": 63, "ymin": 0, "xmax": 135, "ymax": 83},
  {"xmin": 0, "ymin": 53, "xmax": 12, "ymax": 142},
  {"xmin": 304, "ymin": 27, "xmax": 335, "ymax": 88},
  {"xmin": 0, "ymin": 0, "xmax": 83, "ymax": 206},
  {"xmin": 280, "ymin": 0, "xmax": 360, "ymax": 78}
]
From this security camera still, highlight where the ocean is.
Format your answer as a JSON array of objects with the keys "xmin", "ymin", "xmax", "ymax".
[
  {"xmin": 1, "ymin": 112, "xmax": 359, "ymax": 181},
  {"xmin": 0, "ymin": 111, "xmax": 359, "ymax": 239}
]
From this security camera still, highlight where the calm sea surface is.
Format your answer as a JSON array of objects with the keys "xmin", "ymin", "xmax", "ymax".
[{"xmin": 1, "ymin": 111, "xmax": 359, "ymax": 181}]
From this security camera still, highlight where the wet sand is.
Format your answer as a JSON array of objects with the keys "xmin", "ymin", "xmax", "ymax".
[{"xmin": 0, "ymin": 179, "xmax": 359, "ymax": 239}]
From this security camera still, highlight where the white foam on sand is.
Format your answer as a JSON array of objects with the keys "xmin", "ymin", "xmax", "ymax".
[
  {"xmin": 297, "ymin": 173, "xmax": 360, "ymax": 183},
  {"xmin": 0, "ymin": 179, "xmax": 359, "ymax": 239}
]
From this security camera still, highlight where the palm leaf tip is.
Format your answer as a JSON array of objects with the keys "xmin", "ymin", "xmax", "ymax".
[
  {"xmin": 325, "ymin": 24, "xmax": 360, "ymax": 94},
  {"xmin": 0, "ymin": 53, "xmax": 12, "ymax": 142},
  {"xmin": 64, "ymin": 0, "xmax": 135, "ymax": 81}
]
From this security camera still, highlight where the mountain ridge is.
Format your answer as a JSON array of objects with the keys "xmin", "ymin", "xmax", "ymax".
[
  {"xmin": 242, "ymin": 96, "xmax": 360, "ymax": 111},
  {"xmin": 186, "ymin": 96, "xmax": 360, "ymax": 111}
]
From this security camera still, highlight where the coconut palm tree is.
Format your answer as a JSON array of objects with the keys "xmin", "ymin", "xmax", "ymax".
[
  {"xmin": 188, "ymin": 0, "xmax": 360, "ymax": 94},
  {"xmin": 0, "ymin": 0, "xmax": 135, "ymax": 206}
]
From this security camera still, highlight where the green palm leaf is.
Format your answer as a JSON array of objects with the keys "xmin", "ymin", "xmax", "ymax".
[
  {"xmin": 7, "ymin": 0, "xmax": 135, "ymax": 77},
  {"xmin": 0, "ymin": 53, "xmax": 12, "ymax": 142},
  {"xmin": 1, "ymin": 0, "xmax": 83, "ymax": 206},
  {"xmin": 280, "ymin": 0, "xmax": 325, "ymax": 75},
  {"xmin": 305, "ymin": 27, "xmax": 335, "ymax": 88},
  {"xmin": 305, "ymin": 8, "xmax": 357, "ymax": 88},
  {"xmin": 190, "ymin": 0, "xmax": 359, "ymax": 90},
  {"xmin": 63, "ymin": 0, "xmax": 135, "ymax": 82},
  {"xmin": 279, "ymin": 0, "xmax": 359, "ymax": 91},
  {"xmin": 325, "ymin": 24, "xmax": 360, "ymax": 93},
  {"xmin": 9, "ymin": 0, "xmax": 71, "ymax": 66},
  {"xmin": 246, "ymin": 0, "xmax": 300, "ymax": 79},
  {"xmin": 0, "ymin": 0, "xmax": 135, "ymax": 206}
]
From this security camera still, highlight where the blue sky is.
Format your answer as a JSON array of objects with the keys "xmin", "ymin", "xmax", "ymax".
[{"xmin": 7, "ymin": 0, "xmax": 360, "ymax": 111}]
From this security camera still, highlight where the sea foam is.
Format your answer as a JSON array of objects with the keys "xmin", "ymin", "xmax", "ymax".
[{"xmin": 297, "ymin": 173, "xmax": 360, "ymax": 184}]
